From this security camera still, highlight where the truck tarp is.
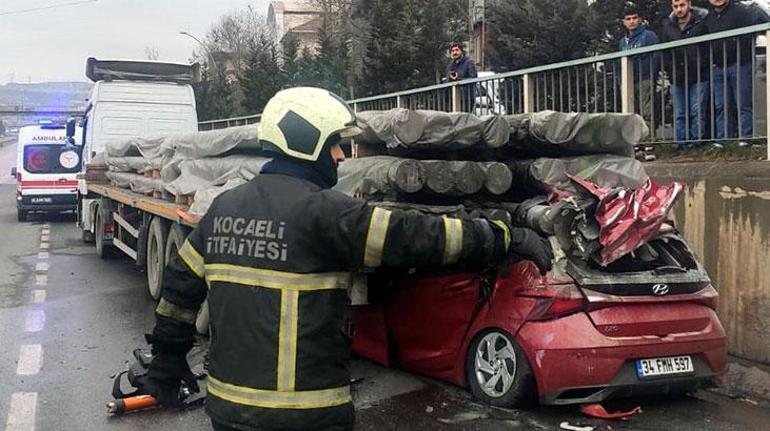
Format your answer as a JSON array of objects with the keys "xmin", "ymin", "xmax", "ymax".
[
  {"xmin": 162, "ymin": 155, "xmax": 269, "ymax": 196},
  {"xmin": 104, "ymin": 124, "xmax": 261, "ymax": 161},
  {"xmin": 356, "ymin": 109, "xmax": 510, "ymax": 151},
  {"xmin": 504, "ymin": 111, "xmax": 648, "ymax": 158}
]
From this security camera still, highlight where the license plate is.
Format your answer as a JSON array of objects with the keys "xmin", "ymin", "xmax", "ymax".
[
  {"xmin": 31, "ymin": 197, "xmax": 53, "ymax": 204},
  {"xmin": 636, "ymin": 355, "xmax": 693, "ymax": 378}
]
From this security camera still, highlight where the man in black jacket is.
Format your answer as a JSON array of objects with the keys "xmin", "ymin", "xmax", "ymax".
[
  {"xmin": 446, "ymin": 42, "xmax": 479, "ymax": 113},
  {"xmin": 140, "ymin": 87, "xmax": 553, "ymax": 430},
  {"xmin": 660, "ymin": 0, "xmax": 710, "ymax": 148},
  {"xmin": 704, "ymin": 0, "xmax": 769, "ymax": 145}
]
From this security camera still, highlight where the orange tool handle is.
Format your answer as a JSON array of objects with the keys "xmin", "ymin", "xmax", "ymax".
[{"xmin": 107, "ymin": 395, "xmax": 157, "ymax": 414}]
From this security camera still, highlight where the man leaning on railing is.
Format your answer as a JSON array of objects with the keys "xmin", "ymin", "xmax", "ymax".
[
  {"xmin": 660, "ymin": 0, "xmax": 710, "ymax": 150},
  {"xmin": 704, "ymin": 0, "xmax": 769, "ymax": 147}
]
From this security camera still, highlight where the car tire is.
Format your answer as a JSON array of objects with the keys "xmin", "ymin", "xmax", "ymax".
[
  {"xmin": 466, "ymin": 329, "xmax": 536, "ymax": 408},
  {"xmin": 146, "ymin": 217, "xmax": 169, "ymax": 300},
  {"xmin": 17, "ymin": 208, "xmax": 27, "ymax": 222}
]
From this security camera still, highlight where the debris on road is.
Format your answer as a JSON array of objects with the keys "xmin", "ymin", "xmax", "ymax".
[
  {"xmin": 580, "ymin": 403, "xmax": 641, "ymax": 420},
  {"xmin": 559, "ymin": 422, "xmax": 595, "ymax": 431}
]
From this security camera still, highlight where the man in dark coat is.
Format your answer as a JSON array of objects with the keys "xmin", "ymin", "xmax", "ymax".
[
  {"xmin": 660, "ymin": 0, "xmax": 710, "ymax": 148},
  {"xmin": 618, "ymin": 2, "xmax": 661, "ymax": 126},
  {"xmin": 704, "ymin": 0, "xmax": 769, "ymax": 145},
  {"xmin": 446, "ymin": 42, "xmax": 479, "ymax": 113}
]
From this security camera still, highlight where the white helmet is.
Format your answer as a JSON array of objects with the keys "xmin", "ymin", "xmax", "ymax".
[{"xmin": 258, "ymin": 87, "xmax": 361, "ymax": 161}]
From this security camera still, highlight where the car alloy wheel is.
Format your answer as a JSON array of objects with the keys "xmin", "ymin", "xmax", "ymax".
[{"xmin": 474, "ymin": 331, "xmax": 517, "ymax": 398}]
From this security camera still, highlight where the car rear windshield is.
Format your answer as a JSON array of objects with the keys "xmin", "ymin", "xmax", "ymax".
[{"xmin": 23, "ymin": 144, "xmax": 81, "ymax": 174}]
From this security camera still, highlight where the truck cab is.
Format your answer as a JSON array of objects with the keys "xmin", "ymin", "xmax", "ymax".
[{"xmin": 76, "ymin": 58, "xmax": 200, "ymax": 239}]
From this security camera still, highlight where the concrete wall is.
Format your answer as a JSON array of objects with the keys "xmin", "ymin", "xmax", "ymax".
[{"xmin": 647, "ymin": 162, "xmax": 770, "ymax": 365}]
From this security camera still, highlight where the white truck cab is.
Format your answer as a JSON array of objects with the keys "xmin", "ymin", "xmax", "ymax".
[{"xmin": 75, "ymin": 58, "xmax": 200, "ymax": 238}]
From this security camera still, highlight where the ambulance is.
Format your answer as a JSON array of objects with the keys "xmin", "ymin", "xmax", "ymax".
[{"xmin": 11, "ymin": 120, "xmax": 83, "ymax": 221}]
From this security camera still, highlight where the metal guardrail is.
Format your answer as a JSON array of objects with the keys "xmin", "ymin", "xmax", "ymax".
[{"xmin": 200, "ymin": 23, "xmax": 770, "ymax": 160}]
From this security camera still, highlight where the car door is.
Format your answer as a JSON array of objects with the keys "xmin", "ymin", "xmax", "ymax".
[{"xmin": 385, "ymin": 271, "xmax": 483, "ymax": 375}]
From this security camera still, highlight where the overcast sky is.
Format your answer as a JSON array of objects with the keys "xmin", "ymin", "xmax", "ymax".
[{"xmin": 0, "ymin": 0, "xmax": 271, "ymax": 84}]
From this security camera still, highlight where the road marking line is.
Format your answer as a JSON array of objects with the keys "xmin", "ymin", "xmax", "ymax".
[
  {"xmin": 25, "ymin": 310, "xmax": 45, "ymax": 332},
  {"xmin": 35, "ymin": 262, "xmax": 48, "ymax": 273},
  {"xmin": 40, "ymin": 243, "xmax": 49, "ymax": 250},
  {"xmin": 42, "ymin": 223, "xmax": 50, "ymax": 229},
  {"xmin": 40, "ymin": 235, "xmax": 50, "ymax": 242},
  {"xmin": 32, "ymin": 290, "xmax": 46, "ymax": 304},
  {"xmin": 38, "ymin": 251, "xmax": 49, "ymax": 260},
  {"xmin": 35, "ymin": 274, "xmax": 47, "ymax": 286},
  {"xmin": 17, "ymin": 344, "xmax": 42, "ymax": 375},
  {"xmin": 6, "ymin": 392, "xmax": 37, "ymax": 431},
  {"xmin": 41, "ymin": 229, "xmax": 50, "ymax": 235}
]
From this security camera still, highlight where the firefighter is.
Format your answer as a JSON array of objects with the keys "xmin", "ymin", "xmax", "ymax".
[{"xmin": 140, "ymin": 87, "xmax": 553, "ymax": 431}]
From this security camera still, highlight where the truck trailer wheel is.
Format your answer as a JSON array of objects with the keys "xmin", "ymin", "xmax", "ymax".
[
  {"xmin": 94, "ymin": 207, "xmax": 117, "ymax": 259},
  {"xmin": 146, "ymin": 217, "xmax": 170, "ymax": 300},
  {"xmin": 166, "ymin": 223, "xmax": 209, "ymax": 335}
]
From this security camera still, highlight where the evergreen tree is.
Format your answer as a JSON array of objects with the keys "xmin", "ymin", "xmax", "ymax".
[
  {"xmin": 203, "ymin": 67, "xmax": 235, "ymax": 120},
  {"xmin": 487, "ymin": 0, "xmax": 595, "ymax": 71},
  {"xmin": 242, "ymin": 32, "xmax": 285, "ymax": 113}
]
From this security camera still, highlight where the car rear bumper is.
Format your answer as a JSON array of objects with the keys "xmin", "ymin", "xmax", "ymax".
[
  {"xmin": 516, "ymin": 310, "xmax": 727, "ymax": 405},
  {"xmin": 17, "ymin": 194, "xmax": 77, "ymax": 211}
]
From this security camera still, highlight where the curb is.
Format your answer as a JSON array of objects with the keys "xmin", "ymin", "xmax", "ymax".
[{"xmin": 710, "ymin": 357, "xmax": 770, "ymax": 407}]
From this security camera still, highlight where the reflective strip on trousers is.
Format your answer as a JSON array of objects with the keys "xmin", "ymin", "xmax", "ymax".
[
  {"xmin": 155, "ymin": 298, "xmax": 198, "ymax": 325},
  {"xmin": 205, "ymin": 264, "xmax": 351, "ymax": 291},
  {"xmin": 179, "ymin": 240, "xmax": 205, "ymax": 278},
  {"xmin": 442, "ymin": 217, "xmax": 463, "ymax": 265},
  {"xmin": 208, "ymin": 377, "xmax": 351, "ymax": 410},
  {"xmin": 364, "ymin": 207, "xmax": 392, "ymax": 267},
  {"xmin": 276, "ymin": 290, "xmax": 299, "ymax": 391}
]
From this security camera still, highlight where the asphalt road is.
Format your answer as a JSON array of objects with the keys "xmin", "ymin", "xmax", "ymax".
[{"xmin": 1, "ymin": 140, "xmax": 770, "ymax": 430}]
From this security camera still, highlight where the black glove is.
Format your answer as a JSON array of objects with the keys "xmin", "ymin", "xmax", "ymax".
[
  {"xmin": 139, "ymin": 352, "xmax": 199, "ymax": 408},
  {"xmin": 509, "ymin": 227, "xmax": 554, "ymax": 276}
]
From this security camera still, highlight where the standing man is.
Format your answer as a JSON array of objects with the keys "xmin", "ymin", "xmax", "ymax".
[
  {"xmin": 139, "ymin": 88, "xmax": 553, "ymax": 431},
  {"xmin": 446, "ymin": 42, "xmax": 478, "ymax": 113},
  {"xmin": 704, "ymin": 0, "xmax": 769, "ymax": 146},
  {"xmin": 618, "ymin": 2, "xmax": 660, "ymax": 125},
  {"xmin": 660, "ymin": 0, "xmax": 710, "ymax": 149}
]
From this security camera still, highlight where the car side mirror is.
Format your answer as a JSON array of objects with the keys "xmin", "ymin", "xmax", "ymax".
[
  {"xmin": 65, "ymin": 118, "xmax": 78, "ymax": 144},
  {"xmin": 10, "ymin": 167, "xmax": 17, "ymax": 177}
]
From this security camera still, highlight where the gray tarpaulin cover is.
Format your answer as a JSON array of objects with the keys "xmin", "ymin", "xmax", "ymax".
[
  {"xmin": 163, "ymin": 155, "xmax": 269, "ymax": 196},
  {"xmin": 105, "ymin": 124, "xmax": 260, "ymax": 161},
  {"xmin": 508, "ymin": 155, "xmax": 649, "ymax": 198},
  {"xmin": 504, "ymin": 111, "xmax": 648, "ymax": 158},
  {"xmin": 105, "ymin": 172, "xmax": 163, "ymax": 194},
  {"xmin": 161, "ymin": 125, "xmax": 261, "ymax": 159},
  {"xmin": 105, "ymin": 155, "xmax": 159, "ymax": 173},
  {"xmin": 356, "ymin": 109, "xmax": 510, "ymax": 150},
  {"xmin": 188, "ymin": 179, "xmax": 246, "ymax": 217}
]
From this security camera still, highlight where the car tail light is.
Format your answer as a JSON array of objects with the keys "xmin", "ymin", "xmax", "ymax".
[
  {"xmin": 518, "ymin": 284, "xmax": 587, "ymax": 321},
  {"xmin": 104, "ymin": 223, "xmax": 114, "ymax": 234}
]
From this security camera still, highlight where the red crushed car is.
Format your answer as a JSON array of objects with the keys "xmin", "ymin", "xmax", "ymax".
[{"xmin": 352, "ymin": 233, "xmax": 726, "ymax": 406}]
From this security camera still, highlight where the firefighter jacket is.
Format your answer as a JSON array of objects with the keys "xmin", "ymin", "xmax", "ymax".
[{"xmin": 152, "ymin": 172, "xmax": 506, "ymax": 431}]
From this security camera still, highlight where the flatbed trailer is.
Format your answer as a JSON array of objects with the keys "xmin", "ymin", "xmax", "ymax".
[{"xmin": 82, "ymin": 179, "xmax": 208, "ymax": 332}]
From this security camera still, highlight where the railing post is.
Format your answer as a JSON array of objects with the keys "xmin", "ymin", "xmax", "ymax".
[
  {"xmin": 396, "ymin": 96, "xmax": 402, "ymax": 109},
  {"xmin": 451, "ymin": 84, "xmax": 460, "ymax": 113},
  {"xmin": 352, "ymin": 102, "xmax": 359, "ymax": 159},
  {"xmin": 766, "ymin": 30, "xmax": 770, "ymax": 161},
  {"xmin": 621, "ymin": 55, "xmax": 635, "ymax": 114},
  {"xmin": 523, "ymin": 73, "xmax": 535, "ymax": 113}
]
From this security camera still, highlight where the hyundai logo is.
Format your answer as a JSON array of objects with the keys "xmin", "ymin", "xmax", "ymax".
[{"xmin": 652, "ymin": 284, "xmax": 670, "ymax": 296}]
